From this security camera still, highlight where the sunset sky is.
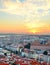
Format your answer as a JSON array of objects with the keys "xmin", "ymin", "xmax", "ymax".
[{"xmin": 0, "ymin": 0, "xmax": 50, "ymax": 34}]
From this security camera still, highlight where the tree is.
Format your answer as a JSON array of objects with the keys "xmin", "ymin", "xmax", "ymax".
[
  {"xmin": 4, "ymin": 53, "xmax": 7, "ymax": 56},
  {"xmin": 24, "ymin": 43, "xmax": 31, "ymax": 49},
  {"xmin": 43, "ymin": 50, "xmax": 48, "ymax": 55}
]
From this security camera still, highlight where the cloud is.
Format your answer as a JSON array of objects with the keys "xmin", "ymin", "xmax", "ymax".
[
  {"xmin": 0, "ymin": 0, "xmax": 50, "ymax": 21},
  {"xmin": 18, "ymin": 0, "xmax": 26, "ymax": 3}
]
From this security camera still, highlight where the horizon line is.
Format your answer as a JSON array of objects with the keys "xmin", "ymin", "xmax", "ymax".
[{"xmin": 0, "ymin": 33, "xmax": 50, "ymax": 36}]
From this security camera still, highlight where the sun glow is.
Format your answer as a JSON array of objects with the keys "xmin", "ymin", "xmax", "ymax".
[{"xmin": 30, "ymin": 29, "xmax": 37, "ymax": 34}]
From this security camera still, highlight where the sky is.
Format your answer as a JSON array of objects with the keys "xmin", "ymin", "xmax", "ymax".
[{"xmin": 0, "ymin": 0, "xmax": 50, "ymax": 34}]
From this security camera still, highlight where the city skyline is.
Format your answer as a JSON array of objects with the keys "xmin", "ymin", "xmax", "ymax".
[{"xmin": 0, "ymin": 0, "xmax": 50, "ymax": 35}]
